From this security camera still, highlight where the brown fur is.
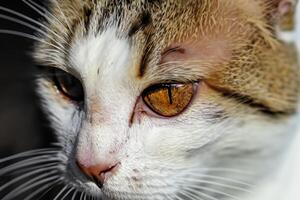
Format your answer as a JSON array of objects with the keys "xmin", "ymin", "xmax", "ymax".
[{"xmin": 35, "ymin": 0, "xmax": 300, "ymax": 115}]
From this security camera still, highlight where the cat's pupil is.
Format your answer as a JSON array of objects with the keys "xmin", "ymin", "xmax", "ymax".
[{"xmin": 53, "ymin": 69, "xmax": 84, "ymax": 102}]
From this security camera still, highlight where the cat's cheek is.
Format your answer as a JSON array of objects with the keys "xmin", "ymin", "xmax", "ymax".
[{"xmin": 142, "ymin": 127, "xmax": 206, "ymax": 162}]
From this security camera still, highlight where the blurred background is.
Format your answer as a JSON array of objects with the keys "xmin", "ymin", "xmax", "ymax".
[{"xmin": 0, "ymin": 0, "xmax": 54, "ymax": 158}]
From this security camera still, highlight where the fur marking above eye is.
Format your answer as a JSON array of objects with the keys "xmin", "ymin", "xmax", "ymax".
[
  {"xmin": 128, "ymin": 12, "xmax": 152, "ymax": 37},
  {"xmin": 162, "ymin": 46, "xmax": 186, "ymax": 57},
  {"xmin": 84, "ymin": 7, "xmax": 93, "ymax": 33}
]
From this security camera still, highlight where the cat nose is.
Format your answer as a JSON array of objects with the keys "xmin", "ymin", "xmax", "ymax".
[{"xmin": 76, "ymin": 161, "xmax": 120, "ymax": 188}]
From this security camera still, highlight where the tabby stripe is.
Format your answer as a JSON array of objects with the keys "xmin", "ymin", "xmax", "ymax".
[
  {"xmin": 129, "ymin": 12, "xmax": 152, "ymax": 37},
  {"xmin": 84, "ymin": 7, "xmax": 93, "ymax": 33},
  {"xmin": 221, "ymin": 92, "xmax": 294, "ymax": 117}
]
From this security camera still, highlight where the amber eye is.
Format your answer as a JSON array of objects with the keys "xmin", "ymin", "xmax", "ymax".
[
  {"xmin": 142, "ymin": 83, "xmax": 196, "ymax": 117},
  {"xmin": 52, "ymin": 69, "xmax": 84, "ymax": 102}
]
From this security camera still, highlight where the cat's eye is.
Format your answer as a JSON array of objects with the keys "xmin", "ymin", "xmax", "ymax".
[
  {"xmin": 52, "ymin": 69, "xmax": 84, "ymax": 102},
  {"xmin": 142, "ymin": 83, "xmax": 196, "ymax": 117}
]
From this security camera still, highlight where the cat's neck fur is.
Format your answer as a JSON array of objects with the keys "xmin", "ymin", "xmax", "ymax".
[{"xmin": 247, "ymin": 123, "xmax": 300, "ymax": 200}]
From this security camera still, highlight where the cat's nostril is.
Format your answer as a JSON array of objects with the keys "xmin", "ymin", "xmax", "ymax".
[{"xmin": 76, "ymin": 161, "xmax": 120, "ymax": 188}]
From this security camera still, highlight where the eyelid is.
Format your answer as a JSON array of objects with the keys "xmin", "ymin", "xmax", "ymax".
[{"xmin": 38, "ymin": 65, "xmax": 82, "ymax": 82}]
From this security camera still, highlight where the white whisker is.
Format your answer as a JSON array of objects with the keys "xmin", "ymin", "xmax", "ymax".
[
  {"xmin": 0, "ymin": 29, "xmax": 66, "ymax": 53},
  {"xmin": 79, "ymin": 192, "xmax": 84, "ymax": 200},
  {"xmin": 178, "ymin": 190, "xmax": 200, "ymax": 200},
  {"xmin": 164, "ymin": 193, "xmax": 174, "ymax": 200},
  {"xmin": 186, "ymin": 184, "xmax": 242, "ymax": 200},
  {"xmin": 16, "ymin": 162, "xmax": 60, "ymax": 175},
  {"xmin": 0, "ymin": 14, "xmax": 46, "ymax": 36},
  {"xmin": 0, "ymin": 155, "xmax": 60, "ymax": 176},
  {"xmin": 53, "ymin": 0, "xmax": 72, "ymax": 32},
  {"xmin": 71, "ymin": 190, "xmax": 78, "ymax": 200},
  {"xmin": 182, "ymin": 173, "xmax": 253, "ymax": 187},
  {"xmin": 0, "ymin": 164, "xmax": 58, "ymax": 192},
  {"xmin": 53, "ymin": 185, "xmax": 68, "ymax": 200},
  {"xmin": 178, "ymin": 178, "xmax": 253, "ymax": 193},
  {"xmin": 22, "ymin": 0, "xmax": 67, "ymax": 32},
  {"xmin": 186, "ymin": 167, "xmax": 254, "ymax": 175},
  {"xmin": 184, "ymin": 187, "xmax": 218, "ymax": 200},
  {"xmin": 0, "ymin": 148, "xmax": 58, "ymax": 163},
  {"xmin": 0, "ymin": 6, "xmax": 67, "ymax": 46},
  {"xmin": 23, "ymin": 179, "xmax": 61, "ymax": 200},
  {"xmin": 1, "ymin": 172, "xmax": 60, "ymax": 200},
  {"xmin": 178, "ymin": 190, "xmax": 197, "ymax": 200},
  {"xmin": 61, "ymin": 187, "xmax": 75, "ymax": 200}
]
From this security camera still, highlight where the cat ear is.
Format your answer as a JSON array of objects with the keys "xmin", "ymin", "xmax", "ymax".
[{"xmin": 265, "ymin": 0, "xmax": 298, "ymax": 30}]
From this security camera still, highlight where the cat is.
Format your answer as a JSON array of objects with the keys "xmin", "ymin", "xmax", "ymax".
[{"xmin": 0, "ymin": 0, "xmax": 300, "ymax": 200}]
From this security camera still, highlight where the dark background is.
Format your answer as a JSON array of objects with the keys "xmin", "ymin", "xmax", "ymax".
[{"xmin": 0, "ymin": 0, "xmax": 54, "ymax": 158}]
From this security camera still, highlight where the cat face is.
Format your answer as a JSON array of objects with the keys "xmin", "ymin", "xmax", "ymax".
[{"xmin": 34, "ymin": 0, "xmax": 299, "ymax": 199}]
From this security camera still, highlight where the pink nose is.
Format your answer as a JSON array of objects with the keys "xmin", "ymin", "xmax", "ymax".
[{"xmin": 76, "ymin": 161, "xmax": 120, "ymax": 188}]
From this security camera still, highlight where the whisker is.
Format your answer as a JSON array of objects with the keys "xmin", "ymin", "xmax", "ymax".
[
  {"xmin": 0, "ymin": 148, "xmax": 59, "ymax": 163},
  {"xmin": 53, "ymin": 185, "xmax": 68, "ymax": 200},
  {"xmin": 178, "ymin": 178, "xmax": 253, "ymax": 193},
  {"xmin": 1, "ymin": 172, "xmax": 60, "ymax": 200},
  {"xmin": 22, "ymin": 0, "xmax": 67, "ymax": 32},
  {"xmin": 79, "ymin": 192, "xmax": 84, "ymax": 200},
  {"xmin": 168, "ymin": 193, "xmax": 178, "ymax": 200},
  {"xmin": 23, "ymin": 179, "xmax": 61, "ymax": 200},
  {"xmin": 164, "ymin": 194, "xmax": 173, "ymax": 200},
  {"xmin": 0, "ymin": 155, "xmax": 60, "ymax": 176},
  {"xmin": 172, "ymin": 192, "xmax": 186, "ymax": 200},
  {"xmin": 184, "ymin": 187, "xmax": 219, "ymax": 200},
  {"xmin": 182, "ymin": 173, "xmax": 253, "ymax": 187},
  {"xmin": 177, "ymin": 190, "xmax": 200, "ymax": 200},
  {"xmin": 22, "ymin": 0, "xmax": 49, "ymax": 19},
  {"xmin": 185, "ymin": 184, "xmax": 242, "ymax": 200},
  {"xmin": 145, "ymin": 160, "xmax": 254, "ymax": 175},
  {"xmin": 71, "ymin": 190, "xmax": 78, "ymax": 200},
  {"xmin": 0, "ymin": 6, "xmax": 67, "ymax": 46},
  {"xmin": 52, "ymin": 0, "xmax": 72, "ymax": 31},
  {"xmin": 0, "ymin": 29, "xmax": 66, "ymax": 53},
  {"xmin": 0, "ymin": 14, "xmax": 47, "ymax": 36},
  {"xmin": 61, "ymin": 187, "xmax": 75, "ymax": 200},
  {"xmin": 0, "ymin": 164, "xmax": 59, "ymax": 192},
  {"xmin": 51, "ymin": 142, "xmax": 63, "ymax": 148},
  {"xmin": 186, "ymin": 167, "xmax": 254, "ymax": 175},
  {"xmin": 16, "ymin": 162, "xmax": 60, "ymax": 175}
]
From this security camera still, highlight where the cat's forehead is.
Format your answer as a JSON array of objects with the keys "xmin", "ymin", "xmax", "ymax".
[
  {"xmin": 52, "ymin": 0, "xmax": 209, "ymax": 43},
  {"xmin": 50, "ymin": 0, "xmax": 260, "ymax": 35},
  {"xmin": 42, "ymin": 0, "xmax": 252, "ymax": 72}
]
